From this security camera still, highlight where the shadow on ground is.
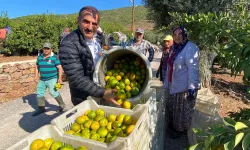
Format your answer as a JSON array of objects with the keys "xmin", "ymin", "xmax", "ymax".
[{"xmin": 18, "ymin": 94, "xmax": 62, "ymax": 133}]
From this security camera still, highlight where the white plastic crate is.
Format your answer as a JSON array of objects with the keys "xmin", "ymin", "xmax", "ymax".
[
  {"xmin": 7, "ymin": 125, "xmax": 125, "ymax": 150},
  {"xmin": 51, "ymin": 99, "xmax": 148, "ymax": 149},
  {"xmin": 127, "ymin": 120, "xmax": 150, "ymax": 150},
  {"xmin": 147, "ymin": 88, "xmax": 166, "ymax": 150}
]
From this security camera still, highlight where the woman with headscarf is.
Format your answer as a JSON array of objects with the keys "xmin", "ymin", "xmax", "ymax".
[{"xmin": 163, "ymin": 26, "xmax": 200, "ymax": 138}]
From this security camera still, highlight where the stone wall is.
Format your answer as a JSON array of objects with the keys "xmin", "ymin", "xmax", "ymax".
[
  {"xmin": 0, "ymin": 62, "xmax": 36, "ymax": 98},
  {"xmin": 0, "ymin": 61, "xmax": 67, "ymax": 102}
]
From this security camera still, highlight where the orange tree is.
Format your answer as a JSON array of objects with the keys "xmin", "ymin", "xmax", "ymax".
[
  {"xmin": 0, "ymin": 12, "xmax": 10, "ymax": 28},
  {"xmin": 169, "ymin": 3, "xmax": 250, "ymax": 86},
  {"xmin": 3, "ymin": 14, "xmax": 76, "ymax": 55},
  {"xmin": 1, "ymin": 13, "xmax": 129, "ymax": 55}
]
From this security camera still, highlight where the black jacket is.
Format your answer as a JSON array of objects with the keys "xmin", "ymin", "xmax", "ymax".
[
  {"xmin": 157, "ymin": 53, "xmax": 169, "ymax": 81},
  {"xmin": 59, "ymin": 28, "xmax": 105, "ymax": 100}
]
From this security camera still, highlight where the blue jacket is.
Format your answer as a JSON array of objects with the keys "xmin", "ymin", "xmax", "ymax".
[{"xmin": 163, "ymin": 41, "xmax": 200, "ymax": 94}]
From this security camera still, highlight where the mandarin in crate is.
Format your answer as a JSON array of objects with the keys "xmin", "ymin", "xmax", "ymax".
[{"xmin": 30, "ymin": 139, "xmax": 45, "ymax": 150}]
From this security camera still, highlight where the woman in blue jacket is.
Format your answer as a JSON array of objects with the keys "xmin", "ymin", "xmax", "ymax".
[{"xmin": 163, "ymin": 26, "xmax": 200, "ymax": 138}]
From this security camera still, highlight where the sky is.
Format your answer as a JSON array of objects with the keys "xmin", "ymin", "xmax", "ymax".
[{"xmin": 1, "ymin": 0, "xmax": 143, "ymax": 19}]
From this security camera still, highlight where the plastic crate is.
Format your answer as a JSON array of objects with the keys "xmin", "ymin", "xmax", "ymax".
[
  {"xmin": 7, "ymin": 125, "xmax": 125, "ymax": 150},
  {"xmin": 51, "ymin": 99, "xmax": 148, "ymax": 149},
  {"xmin": 127, "ymin": 120, "xmax": 150, "ymax": 150}
]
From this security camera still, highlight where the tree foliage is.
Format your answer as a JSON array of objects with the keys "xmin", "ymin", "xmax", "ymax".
[
  {"xmin": 142, "ymin": 0, "xmax": 236, "ymax": 27},
  {"xmin": 0, "ymin": 12, "xmax": 10, "ymax": 28},
  {"xmin": 0, "ymin": 6, "xmax": 150, "ymax": 55},
  {"xmin": 168, "ymin": 3, "xmax": 250, "ymax": 84}
]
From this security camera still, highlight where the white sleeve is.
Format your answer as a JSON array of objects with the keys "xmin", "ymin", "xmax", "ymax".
[{"xmin": 185, "ymin": 43, "xmax": 200, "ymax": 90}]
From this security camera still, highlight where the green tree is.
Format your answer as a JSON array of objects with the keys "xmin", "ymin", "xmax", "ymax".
[
  {"xmin": 0, "ymin": 12, "xmax": 10, "ymax": 28},
  {"xmin": 169, "ymin": 3, "xmax": 250, "ymax": 86},
  {"xmin": 142, "ymin": 0, "xmax": 237, "ymax": 27}
]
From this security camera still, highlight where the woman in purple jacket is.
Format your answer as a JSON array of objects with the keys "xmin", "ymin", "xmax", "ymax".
[{"xmin": 163, "ymin": 26, "xmax": 200, "ymax": 138}]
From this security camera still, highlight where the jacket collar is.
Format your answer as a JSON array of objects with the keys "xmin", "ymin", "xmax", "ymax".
[{"xmin": 76, "ymin": 28, "xmax": 88, "ymax": 47}]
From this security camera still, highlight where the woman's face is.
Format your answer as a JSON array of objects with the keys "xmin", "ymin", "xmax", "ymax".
[{"xmin": 173, "ymin": 29, "xmax": 184, "ymax": 44}]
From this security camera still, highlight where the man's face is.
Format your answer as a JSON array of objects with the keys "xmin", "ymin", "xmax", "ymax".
[
  {"xmin": 78, "ymin": 14, "xmax": 99, "ymax": 39},
  {"xmin": 163, "ymin": 40, "xmax": 172, "ymax": 48},
  {"xmin": 135, "ymin": 32, "xmax": 143, "ymax": 41},
  {"xmin": 43, "ymin": 47, "xmax": 52, "ymax": 56}
]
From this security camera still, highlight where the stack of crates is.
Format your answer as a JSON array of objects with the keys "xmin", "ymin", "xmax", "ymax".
[{"xmin": 7, "ymin": 89, "xmax": 159, "ymax": 150}]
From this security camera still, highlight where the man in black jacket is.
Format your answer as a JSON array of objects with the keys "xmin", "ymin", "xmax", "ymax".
[{"xmin": 59, "ymin": 6, "xmax": 119, "ymax": 106}]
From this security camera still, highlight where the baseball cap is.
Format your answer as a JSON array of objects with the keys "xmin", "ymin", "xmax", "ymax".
[
  {"xmin": 43, "ymin": 42, "xmax": 52, "ymax": 49},
  {"xmin": 163, "ymin": 35, "xmax": 173, "ymax": 41},
  {"xmin": 135, "ymin": 28, "xmax": 144, "ymax": 34}
]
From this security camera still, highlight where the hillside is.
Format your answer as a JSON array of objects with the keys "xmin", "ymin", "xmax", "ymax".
[
  {"xmin": 0, "ymin": 6, "xmax": 156, "ymax": 55},
  {"xmin": 14, "ymin": 6, "xmax": 153, "ymax": 31},
  {"xmin": 100, "ymin": 6, "xmax": 153, "ymax": 30}
]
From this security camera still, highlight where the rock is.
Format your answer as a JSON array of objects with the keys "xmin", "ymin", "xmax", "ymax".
[
  {"xmin": 29, "ymin": 62, "xmax": 36, "ymax": 67},
  {"xmin": 3, "ymin": 68, "xmax": 9, "ymax": 73},
  {"xmin": 12, "ymin": 71, "xmax": 22, "ymax": 79},
  {"xmin": 30, "ymin": 68, "xmax": 35, "ymax": 74},
  {"xmin": 0, "ymin": 84, "xmax": 5, "ymax": 90},
  {"xmin": 9, "ymin": 66, "xmax": 17, "ymax": 74},
  {"xmin": 0, "ymin": 92, "xmax": 6, "ymax": 97},
  {"xmin": 0, "ymin": 68, "xmax": 3, "ymax": 74},
  {"xmin": 17, "ymin": 64, "xmax": 24, "ymax": 70},
  {"xmin": 2, "ymin": 64, "xmax": 11, "ymax": 69},
  {"xmin": 0, "ymin": 74, "xmax": 11, "ymax": 82},
  {"xmin": 22, "ymin": 69, "xmax": 30, "ymax": 75},
  {"xmin": 11, "ymin": 82, "xmax": 21, "ymax": 90},
  {"xmin": 1, "ymin": 86, "xmax": 11, "ymax": 93},
  {"xmin": 22, "ymin": 63, "xmax": 30, "ymax": 69},
  {"xmin": 20, "ymin": 77, "xmax": 34, "ymax": 83},
  {"xmin": 20, "ymin": 75, "xmax": 29, "ymax": 79}
]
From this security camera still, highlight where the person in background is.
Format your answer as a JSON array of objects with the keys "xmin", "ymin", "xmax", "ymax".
[
  {"xmin": 127, "ymin": 28, "xmax": 155, "ymax": 62},
  {"xmin": 33, "ymin": 42, "xmax": 65, "ymax": 116},
  {"xmin": 156, "ymin": 35, "xmax": 173, "ymax": 83},
  {"xmin": 0, "ymin": 27, "xmax": 7, "ymax": 40},
  {"xmin": 59, "ymin": 6, "xmax": 119, "ymax": 106},
  {"xmin": 60, "ymin": 27, "xmax": 70, "ymax": 43},
  {"xmin": 95, "ymin": 26, "xmax": 106, "ymax": 47},
  {"xmin": 108, "ymin": 36, "xmax": 118, "ymax": 46},
  {"xmin": 163, "ymin": 26, "xmax": 200, "ymax": 138}
]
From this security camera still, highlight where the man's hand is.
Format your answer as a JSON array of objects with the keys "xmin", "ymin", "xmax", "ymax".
[
  {"xmin": 57, "ymin": 79, "xmax": 63, "ymax": 84},
  {"xmin": 103, "ymin": 89, "xmax": 120, "ymax": 106}
]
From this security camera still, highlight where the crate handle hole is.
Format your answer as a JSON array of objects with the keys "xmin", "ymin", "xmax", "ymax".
[{"xmin": 66, "ymin": 109, "xmax": 77, "ymax": 119}]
